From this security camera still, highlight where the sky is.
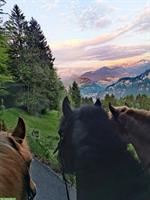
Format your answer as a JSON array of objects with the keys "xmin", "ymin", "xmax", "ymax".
[{"xmin": 3, "ymin": 0, "xmax": 150, "ymax": 79}]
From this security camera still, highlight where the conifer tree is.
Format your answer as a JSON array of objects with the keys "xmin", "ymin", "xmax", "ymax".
[
  {"xmin": 70, "ymin": 81, "xmax": 81, "ymax": 107},
  {"xmin": 0, "ymin": 0, "xmax": 10, "ymax": 85},
  {"xmin": 25, "ymin": 18, "xmax": 62, "ymax": 111},
  {"xmin": 0, "ymin": 0, "xmax": 6, "ymax": 17},
  {"xmin": 6, "ymin": 4, "xmax": 27, "ymax": 81}
]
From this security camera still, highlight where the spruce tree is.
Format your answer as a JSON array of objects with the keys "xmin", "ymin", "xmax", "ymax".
[
  {"xmin": 27, "ymin": 18, "xmax": 54, "ymax": 68},
  {"xmin": 6, "ymin": 4, "xmax": 27, "ymax": 81},
  {"xmin": 26, "ymin": 18, "xmax": 62, "ymax": 111},
  {"xmin": 70, "ymin": 81, "xmax": 81, "ymax": 107},
  {"xmin": 0, "ymin": 0, "xmax": 6, "ymax": 17},
  {"xmin": 0, "ymin": 0, "xmax": 7, "ymax": 74},
  {"xmin": 0, "ymin": 0, "xmax": 10, "ymax": 86}
]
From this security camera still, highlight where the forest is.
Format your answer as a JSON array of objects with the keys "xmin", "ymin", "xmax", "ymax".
[{"xmin": 0, "ymin": 1, "xmax": 64, "ymax": 115}]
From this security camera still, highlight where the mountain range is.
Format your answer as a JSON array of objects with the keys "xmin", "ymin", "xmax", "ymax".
[
  {"xmin": 79, "ymin": 59, "xmax": 150, "ymax": 85},
  {"xmin": 80, "ymin": 66, "xmax": 128, "ymax": 85},
  {"xmin": 98, "ymin": 68, "xmax": 150, "ymax": 98},
  {"xmin": 79, "ymin": 60, "xmax": 150, "ymax": 98}
]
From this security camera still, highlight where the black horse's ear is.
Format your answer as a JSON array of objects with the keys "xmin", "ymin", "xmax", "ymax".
[
  {"xmin": 109, "ymin": 103, "xmax": 119, "ymax": 118},
  {"xmin": 95, "ymin": 99, "xmax": 102, "ymax": 107},
  {"xmin": 62, "ymin": 96, "xmax": 72, "ymax": 117},
  {"xmin": 125, "ymin": 102, "xmax": 129, "ymax": 107}
]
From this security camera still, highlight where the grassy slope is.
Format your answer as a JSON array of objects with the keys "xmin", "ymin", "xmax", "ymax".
[{"xmin": 1, "ymin": 108, "xmax": 61, "ymax": 170}]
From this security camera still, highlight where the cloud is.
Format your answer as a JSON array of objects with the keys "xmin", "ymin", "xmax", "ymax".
[
  {"xmin": 68, "ymin": 0, "xmax": 115, "ymax": 30},
  {"xmin": 53, "ymin": 7, "xmax": 150, "ymax": 50},
  {"xmin": 54, "ymin": 44, "xmax": 149, "ymax": 63},
  {"xmin": 26, "ymin": 0, "xmax": 61, "ymax": 10},
  {"xmin": 52, "ymin": 23, "xmax": 133, "ymax": 56},
  {"xmin": 76, "ymin": 6, "xmax": 112, "ymax": 30},
  {"xmin": 132, "ymin": 6, "xmax": 150, "ymax": 32},
  {"xmin": 84, "ymin": 44, "xmax": 150, "ymax": 61},
  {"xmin": 41, "ymin": 0, "xmax": 60, "ymax": 10},
  {"xmin": 52, "ymin": 6, "xmax": 150, "ymax": 65}
]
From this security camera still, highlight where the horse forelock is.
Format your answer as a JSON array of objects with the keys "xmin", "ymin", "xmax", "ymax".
[
  {"xmin": 75, "ymin": 106, "xmax": 125, "ymax": 148},
  {"xmin": 78, "ymin": 105, "xmax": 108, "ymax": 120}
]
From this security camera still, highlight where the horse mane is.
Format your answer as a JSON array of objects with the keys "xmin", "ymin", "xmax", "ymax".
[
  {"xmin": 0, "ymin": 131, "xmax": 31, "ymax": 199},
  {"xmin": 126, "ymin": 108, "xmax": 150, "ymax": 125}
]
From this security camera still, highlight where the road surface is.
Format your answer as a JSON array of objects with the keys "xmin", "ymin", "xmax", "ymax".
[{"xmin": 31, "ymin": 159, "xmax": 76, "ymax": 200}]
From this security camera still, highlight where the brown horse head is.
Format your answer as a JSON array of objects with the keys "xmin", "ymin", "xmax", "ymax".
[
  {"xmin": 109, "ymin": 103, "xmax": 129, "ymax": 133},
  {"xmin": 109, "ymin": 103, "xmax": 150, "ymax": 167},
  {"xmin": 108, "ymin": 103, "xmax": 150, "ymax": 136},
  {"xmin": 108, "ymin": 103, "xmax": 138, "ymax": 142},
  {"xmin": 0, "ymin": 118, "xmax": 36, "ymax": 200}
]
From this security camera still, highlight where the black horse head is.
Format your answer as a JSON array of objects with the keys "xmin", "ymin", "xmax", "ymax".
[
  {"xmin": 57, "ymin": 97, "xmax": 130, "ymax": 173},
  {"xmin": 55, "ymin": 97, "xmax": 150, "ymax": 199}
]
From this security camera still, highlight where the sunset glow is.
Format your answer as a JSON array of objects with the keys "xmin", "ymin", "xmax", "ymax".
[{"xmin": 4, "ymin": 0, "xmax": 150, "ymax": 79}]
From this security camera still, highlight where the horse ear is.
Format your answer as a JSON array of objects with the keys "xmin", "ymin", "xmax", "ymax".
[
  {"xmin": 94, "ymin": 99, "xmax": 102, "ymax": 107},
  {"xmin": 62, "ymin": 96, "xmax": 72, "ymax": 117},
  {"xmin": 12, "ymin": 117, "xmax": 26, "ymax": 143},
  {"xmin": 109, "ymin": 103, "xmax": 119, "ymax": 118}
]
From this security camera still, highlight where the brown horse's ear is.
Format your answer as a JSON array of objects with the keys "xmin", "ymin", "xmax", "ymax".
[
  {"xmin": 0, "ymin": 120, "xmax": 7, "ymax": 131},
  {"xmin": 62, "ymin": 96, "xmax": 72, "ymax": 117},
  {"xmin": 109, "ymin": 103, "xmax": 119, "ymax": 118},
  {"xmin": 94, "ymin": 99, "xmax": 102, "ymax": 107},
  {"xmin": 12, "ymin": 117, "xmax": 26, "ymax": 143}
]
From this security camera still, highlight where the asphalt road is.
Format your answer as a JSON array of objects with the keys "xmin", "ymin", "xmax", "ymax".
[{"xmin": 31, "ymin": 159, "xmax": 76, "ymax": 200}]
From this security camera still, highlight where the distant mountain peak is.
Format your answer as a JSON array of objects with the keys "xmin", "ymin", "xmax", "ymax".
[{"xmin": 79, "ymin": 66, "xmax": 129, "ymax": 84}]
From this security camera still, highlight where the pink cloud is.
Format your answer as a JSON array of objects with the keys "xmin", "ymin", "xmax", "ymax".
[
  {"xmin": 52, "ymin": 6, "xmax": 150, "ymax": 71},
  {"xmin": 132, "ymin": 7, "xmax": 150, "ymax": 32},
  {"xmin": 54, "ymin": 44, "xmax": 149, "ymax": 63},
  {"xmin": 69, "ymin": 0, "xmax": 115, "ymax": 30},
  {"xmin": 84, "ymin": 44, "xmax": 150, "ymax": 61}
]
